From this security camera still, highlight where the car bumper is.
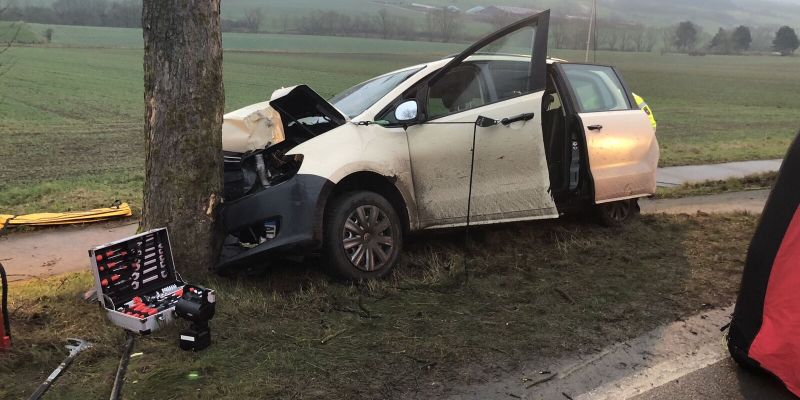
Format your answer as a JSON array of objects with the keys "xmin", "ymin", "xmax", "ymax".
[{"xmin": 215, "ymin": 174, "xmax": 334, "ymax": 271}]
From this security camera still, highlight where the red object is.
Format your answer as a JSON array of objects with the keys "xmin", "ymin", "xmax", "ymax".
[
  {"xmin": 96, "ymin": 255, "xmax": 103, "ymax": 261},
  {"xmin": 0, "ymin": 320, "xmax": 8, "ymax": 350},
  {"xmin": 748, "ymin": 207, "xmax": 800, "ymax": 396},
  {"xmin": 105, "ymin": 250, "xmax": 126, "ymax": 257},
  {"xmin": 101, "ymin": 279, "xmax": 108, "ymax": 287}
]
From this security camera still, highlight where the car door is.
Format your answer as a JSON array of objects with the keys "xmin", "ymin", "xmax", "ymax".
[
  {"xmin": 557, "ymin": 63, "xmax": 659, "ymax": 204},
  {"xmin": 403, "ymin": 11, "xmax": 557, "ymax": 228}
]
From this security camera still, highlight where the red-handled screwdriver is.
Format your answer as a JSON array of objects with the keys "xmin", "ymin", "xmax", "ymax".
[{"xmin": 100, "ymin": 275, "xmax": 123, "ymax": 287}]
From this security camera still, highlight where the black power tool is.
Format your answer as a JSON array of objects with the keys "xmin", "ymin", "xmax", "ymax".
[{"xmin": 175, "ymin": 285, "xmax": 216, "ymax": 351}]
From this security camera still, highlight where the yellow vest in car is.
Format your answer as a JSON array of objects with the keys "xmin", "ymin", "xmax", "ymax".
[{"xmin": 633, "ymin": 93, "xmax": 657, "ymax": 131}]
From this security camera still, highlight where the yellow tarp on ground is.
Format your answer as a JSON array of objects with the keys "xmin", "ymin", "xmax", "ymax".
[{"xmin": 0, "ymin": 203, "xmax": 132, "ymax": 230}]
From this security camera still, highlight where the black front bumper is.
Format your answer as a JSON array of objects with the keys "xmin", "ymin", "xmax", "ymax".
[{"xmin": 215, "ymin": 174, "xmax": 334, "ymax": 271}]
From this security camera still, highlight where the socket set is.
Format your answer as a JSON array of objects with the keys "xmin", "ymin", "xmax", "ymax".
[{"xmin": 89, "ymin": 228, "xmax": 185, "ymax": 334}]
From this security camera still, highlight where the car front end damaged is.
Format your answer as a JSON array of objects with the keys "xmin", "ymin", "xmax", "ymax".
[
  {"xmin": 216, "ymin": 172, "xmax": 333, "ymax": 271},
  {"xmin": 216, "ymin": 85, "xmax": 347, "ymax": 270}
]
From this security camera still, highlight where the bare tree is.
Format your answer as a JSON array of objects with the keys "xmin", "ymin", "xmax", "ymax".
[
  {"xmin": 425, "ymin": 7, "xmax": 462, "ymax": 43},
  {"xmin": 141, "ymin": 0, "xmax": 225, "ymax": 275},
  {"xmin": 375, "ymin": 8, "xmax": 393, "ymax": 39},
  {"xmin": 661, "ymin": 26, "xmax": 677, "ymax": 54},
  {"xmin": 242, "ymin": 7, "xmax": 263, "ymax": 33}
]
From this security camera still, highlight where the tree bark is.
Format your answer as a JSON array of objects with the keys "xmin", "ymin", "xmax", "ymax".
[{"xmin": 141, "ymin": 0, "xmax": 224, "ymax": 276}]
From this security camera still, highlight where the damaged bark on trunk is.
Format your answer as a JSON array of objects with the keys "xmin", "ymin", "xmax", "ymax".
[{"xmin": 141, "ymin": 0, "xmax": 224, "ymax": 275}]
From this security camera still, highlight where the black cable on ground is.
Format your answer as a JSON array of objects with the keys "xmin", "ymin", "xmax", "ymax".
[
  {"xmin": 110, "ymin": 331, "xmax": 135, "ymax": 400},
  {"xmin": 462, "ymin": 120, "xmax": 482, "ymax": 285},
  {"xmin": 0, "ymin": 262, "xmax": 10, "ymax": 340}
]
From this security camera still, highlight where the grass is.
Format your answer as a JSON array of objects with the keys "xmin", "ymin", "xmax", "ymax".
[
  {"xmin": 0, "ymin": 213, "xmax": 757, "ymax": 399},
  {"xmin": 1, "ymin": 25, "xmax": 799, "ymax": 214},
  {"xmin": 27, "ymin": 22, "xmax": 469, "ymax": 54},
  {"xmin": 0, "ymin": 21, "xmax": 42, "ymax": 44},
  {"xmin": 656, "ymin": 171, "xmax": 778, "ymax": 199}
]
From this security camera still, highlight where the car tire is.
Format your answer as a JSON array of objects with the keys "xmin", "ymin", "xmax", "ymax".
[
  {"xmin": 323, "ymin": 191, "xmax": 403, "ymax": 280},
  {"xmin": 596, "ymin": 199, "xmax": 640, "ymax": 227}
]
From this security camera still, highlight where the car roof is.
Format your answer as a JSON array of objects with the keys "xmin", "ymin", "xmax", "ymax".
[{"xmin": 401, "ymin": 54, "xmax": 567, "ymax": 74}]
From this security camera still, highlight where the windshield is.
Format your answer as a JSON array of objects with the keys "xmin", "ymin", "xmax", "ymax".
[{"xmin": 330, "ymin": 67, "xmax": 424, "ymax": 119}]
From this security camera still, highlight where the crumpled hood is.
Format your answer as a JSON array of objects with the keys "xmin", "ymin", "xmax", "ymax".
[
  {"xmin": 222, "ymin": 101, "xmax": 285, "ymax": 153},
  {"xmin": 222, "ymin": 85, "xmax": 347, "ymax": 153}
]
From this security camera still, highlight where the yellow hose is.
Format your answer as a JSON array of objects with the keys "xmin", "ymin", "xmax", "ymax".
[{"xmin": 0, "ymin": 203, "xmax": 132, "ymax": 230}]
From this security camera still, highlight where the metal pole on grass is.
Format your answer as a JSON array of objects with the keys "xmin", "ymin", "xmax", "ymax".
[{"xmin": 585, "ymin": 0, "xmax": 596, "ymax": 62}]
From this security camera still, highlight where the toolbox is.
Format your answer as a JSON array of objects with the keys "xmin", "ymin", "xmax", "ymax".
[{"xmin": 89, "ymin": 228, "xmax": 214, "ymax": 335}]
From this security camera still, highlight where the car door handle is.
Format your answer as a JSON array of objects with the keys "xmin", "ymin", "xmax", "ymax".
[
  {"xmin": 587, "ymin": 124, "xmax": 603, "ymax": 131},
  {"xmin": 501, "ymin": 112, "xmax": 535, "ymax": 126}
]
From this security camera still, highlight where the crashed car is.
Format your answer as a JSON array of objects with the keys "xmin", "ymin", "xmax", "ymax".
[{"xmin": 218, "ymin": 10, "xmax": 659, "ymax": 279}]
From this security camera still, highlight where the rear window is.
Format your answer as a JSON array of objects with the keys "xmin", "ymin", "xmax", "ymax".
[{"xmin": 561, "ymin": 64, "xmax": 631, "ymax": 113}]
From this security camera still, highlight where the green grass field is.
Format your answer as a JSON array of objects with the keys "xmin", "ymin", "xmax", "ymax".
[
  {"xmin": 0, "ymin": 21, "xmax": 43, "ymax": 44},
  {"xmin": 27, "ymin": 23, "xmax": 469, "ymax": 53},
  {"xmin": 1, "ymin": 24, "xmax": 799, "ymax": 215}
]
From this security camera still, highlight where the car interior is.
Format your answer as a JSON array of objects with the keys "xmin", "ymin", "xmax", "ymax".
[{"xmin": 427, "ymin": 65, "xmax": 486, "ymax": 119}]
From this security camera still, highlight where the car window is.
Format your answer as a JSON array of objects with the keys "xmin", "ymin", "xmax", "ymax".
[
  {"xmin": 330, "ymin": 66, "xmax": 423, "ymax": 119},
  {"xmin": 561, "ymin": 64, "xmax": 631, "ymax": 113},
  {"xmin": 486, "ymin": 60, "xmax": 532, "ymax": 102},
  {"xmin": 427, "ymin": 65, "xmax": 486, "ymax": 119}
]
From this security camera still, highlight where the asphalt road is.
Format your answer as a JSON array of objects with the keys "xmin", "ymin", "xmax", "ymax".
[{"xmin": 634, "ymin": 358, "xmax": 796, "ymax": 400}]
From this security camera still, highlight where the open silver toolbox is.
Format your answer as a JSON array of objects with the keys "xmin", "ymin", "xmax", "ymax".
[{"xmin": 89, "ymin": 228, "xmax": 186, "ymax": 334}]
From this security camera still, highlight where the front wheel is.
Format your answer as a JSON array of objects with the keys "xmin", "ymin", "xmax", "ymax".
[
  {"xmin": 323, "ymin": 191, "xmax": 403, "ymax": 280},
  {"xmin": 596, "ymin": 199, "xmax": 640, "ymax": 227}
]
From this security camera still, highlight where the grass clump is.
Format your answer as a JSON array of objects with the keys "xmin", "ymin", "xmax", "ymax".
[{"xmin": 657, "ymin": 171, "xmax": 778, "ymax": 199}]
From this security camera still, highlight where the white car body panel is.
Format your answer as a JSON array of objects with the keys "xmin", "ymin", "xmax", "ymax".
[
  {"xmin": 580, "ymin": 110, "xmax": 659, "ymax": 203},
  {"xmin": 286, "ymin": 123, "xmax": 420, "ymax": 229},
  {"xmin": 404, "ymin": 91, "xmax": 558, "ymax": 229}
]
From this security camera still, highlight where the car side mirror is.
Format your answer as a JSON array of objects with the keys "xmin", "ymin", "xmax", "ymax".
[{"xmin": 394, "ymin": 100, "xmax": 418, "ymax": 122}]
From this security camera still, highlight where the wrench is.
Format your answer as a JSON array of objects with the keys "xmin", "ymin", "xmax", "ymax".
[{"xmin": 28, "ymin": 338, "xmax": 93, "ymax": 400}]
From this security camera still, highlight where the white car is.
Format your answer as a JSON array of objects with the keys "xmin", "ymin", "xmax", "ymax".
[{"xmin": 218, "ymin": 10, "xmax": 659, "ymax": 279}]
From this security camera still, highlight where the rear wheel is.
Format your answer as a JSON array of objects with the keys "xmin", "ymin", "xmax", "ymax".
[
  {"xmin": 596, "ymin": 199, "xmax": 640, "ymax": 227},
  {"xmin": 323, "ymin": 191, "xmax": 403, "ymax": 280}
]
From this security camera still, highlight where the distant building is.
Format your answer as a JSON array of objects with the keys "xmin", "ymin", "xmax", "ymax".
[
  {"xmin": 410, "ymin": 3, "xmax": 436, "ymax": 11},
  {"xmin": 480, "ymin": 5, "xmax": 540, "ymax": 18},
  {"xmin": 411, "ymin": 3, "xmax": 461, "ymax": 13}
]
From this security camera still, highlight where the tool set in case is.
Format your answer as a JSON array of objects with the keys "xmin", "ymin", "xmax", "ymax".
[{"xmin": 89, "ymin": 228, "xmax": 216, "ymax": 348}]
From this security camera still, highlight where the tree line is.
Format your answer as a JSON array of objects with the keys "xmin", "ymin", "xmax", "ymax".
[
  {"xmin": 2, "ymin": 0, "xmax": 141, "ymax": 28},
  {"xmin": 665, "ymin": 20, "xmax": 799, "ymax": 56},
  {"xmin": 2, "ymin": 0, "xmax": 799, "ymax": 55}
]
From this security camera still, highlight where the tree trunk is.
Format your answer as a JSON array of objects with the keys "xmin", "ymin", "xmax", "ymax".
[{"xmin": 141, "ymin": 0, "xmax": 224, "ymax": 276}]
